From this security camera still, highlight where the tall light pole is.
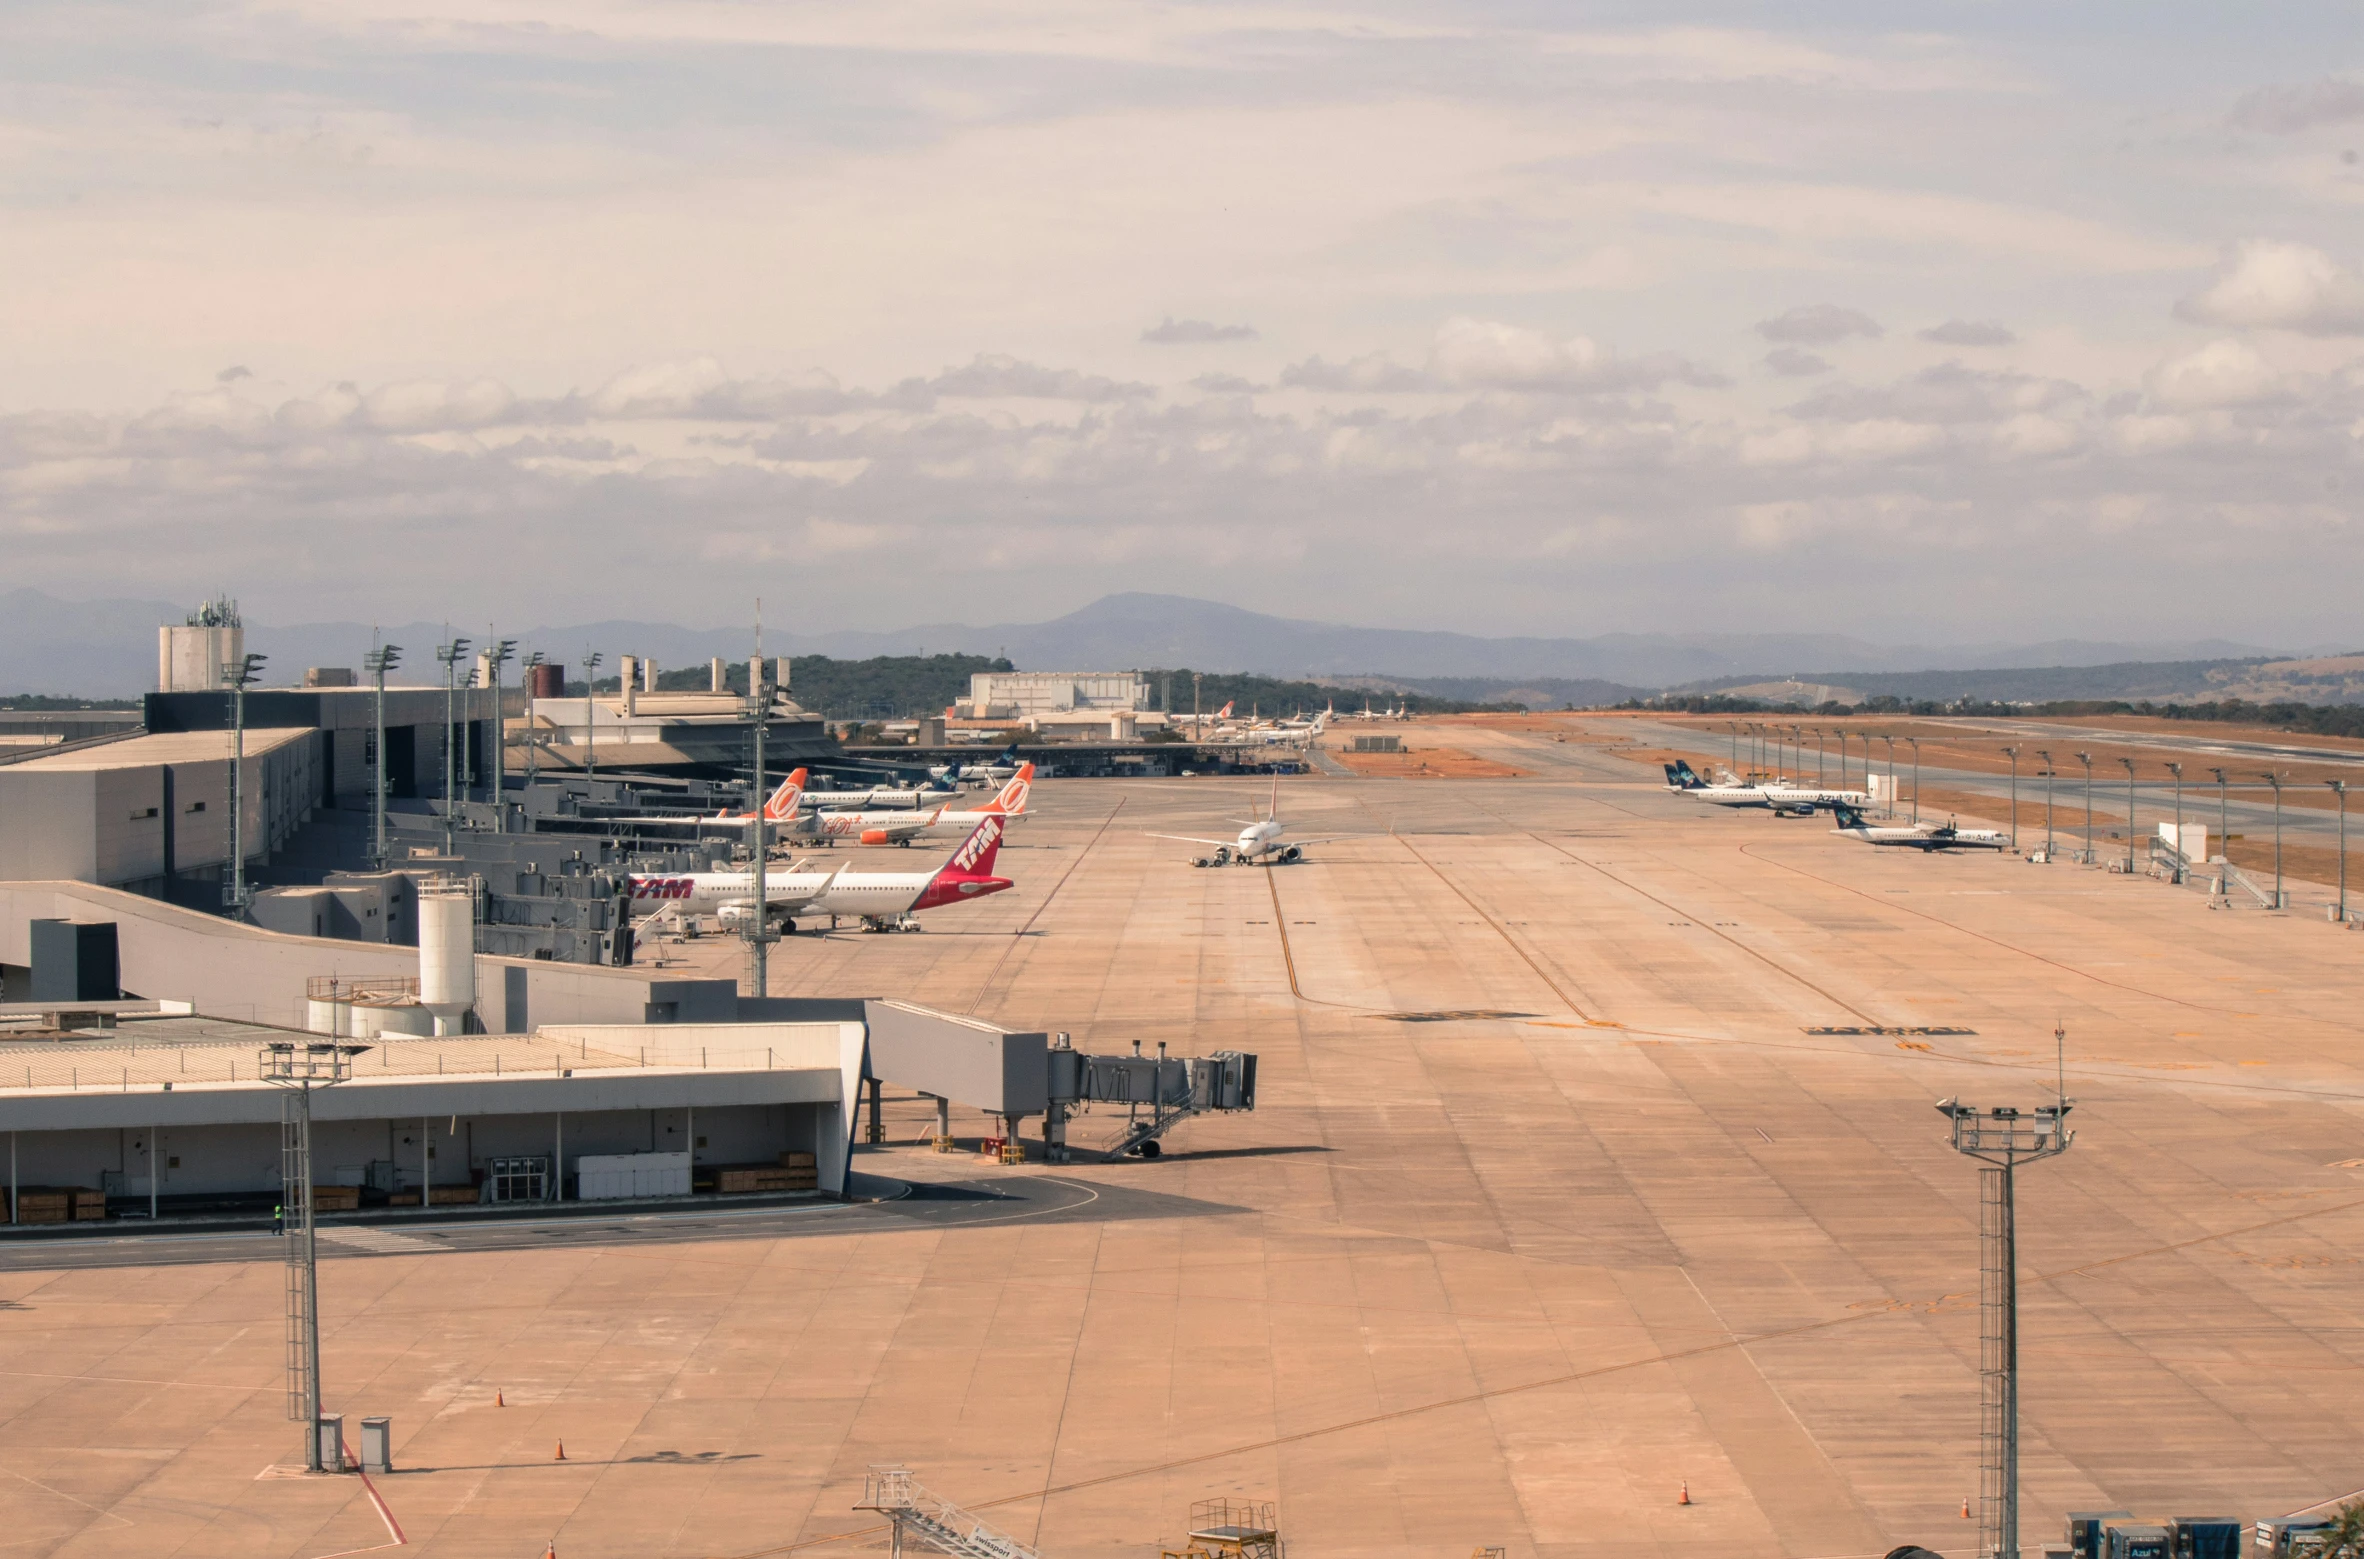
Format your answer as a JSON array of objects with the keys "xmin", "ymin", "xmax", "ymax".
[
  {"xmin": 2118, "ymin": 757, "xmax": 2137, "ymax": 874},
  {"xmin": 1938, "ymin": 1054, "xmax": 2076, "ymax": 1559},
  {"xmin": 2167, "ymin": 763, "xmax": 2184, "ymax": 884},
  {"xmin": 1999, "ymin": 746, "xmax": 2018, "ymax": 850},
  {"xmin": 2263, "ymin": 772, "xmax": 2284, "ymax": 909},
  {"xmin": 1726, "ymin": 721, "xmax": 1739, "ymax": 774},
  {"xmin": 522, "ymin": 651, "xmax": 545, "ymax": 784},
  {"xmin": 2210, "ymin": 768, "xmax": 2229, "ymax": 867},
  {"xmin": 484, "ymin": 635, "xmax": 516, "ymax": 826},
  {"xmin": 1880, "ymin": 734, "xmax": 1896, "ymax": 817},
  {"xmin": 364, "ymin": 643, "xmax": 400, "ymax": 871},
  {"xmin": 1813, "ymin": 727, "xmax": 1826, "ymax": 784},
  {"xmin": 2036, "ymin": 751, "xmax": 2054, "ymax": 859},
  {"xmin": 262, "ymin": 1039, "xmax": 367, "ymax": 1472},
  {"xmin": 582, "ymin": 650, "xmax": 604, "ymax": 778},
  {"xmin": 2329, "ymin": 780, "xmax": 2349, "ymax": 923},
  {"xmin": 1836, "ymin": 729, "xmax": 1849, "ymax": 788},
  {"xmin": 745, "ymin": 613, "xmax": 778, "ymax": 1002},
  {"xmin": 434, "ymin": 635, "xmax": 471, "ymax": 858},
  {"xmin": 1908, "ymin": 736, "xmax": 1922, "ymax": 825},
  {"xmin": 221, "ymin": 652, "xmax": 268, "ymax": 913},
  {"xmin": 2076, "ymin": 752, "xmax": 2094, "ymax": 865}
]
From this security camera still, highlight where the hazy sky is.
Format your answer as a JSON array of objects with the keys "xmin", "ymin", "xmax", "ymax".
[{"xmin": 6, "ymin": 2, "xmax": 2364, "ymax": 646}]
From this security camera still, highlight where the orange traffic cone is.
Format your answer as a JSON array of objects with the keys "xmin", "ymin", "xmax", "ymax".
[
  {"xmin": 554, "ymin": 1441, "xmax": 566, "ymax": 1462},
  {"xmin": 1962, "ymin": 1498, "xmax": 1973, "ymax": 1519},
  {"xmin": 1679, "ymin": 1481, "xmax": 1691, "ymax": 1506},
  {"xmin": 495, "ymin": 1390, "xmax": 504, "ymax": 1407}
]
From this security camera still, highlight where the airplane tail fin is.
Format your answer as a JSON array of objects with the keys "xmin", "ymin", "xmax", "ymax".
[
  {"xmin": 1214, "ymin": 700, "xmax": 1234, "ymax": 720},
  {"xmin": 936, "ymin": 814, "xmax": 1006, "ymax": 881},
  {"xmin": 1669, "ymin": 759, "xmax": 1705, "ymax": 790},
  {"xmin": 762, "ymin": 768, "xmax": 807, "ymax": 820},
  {"xmin": 1830, "ymin": 800, "xmax": 1864, "ymax": 828},
  {"xmin": 979, "ymin": 762, "xmax": 1034, "ymax": 815}
]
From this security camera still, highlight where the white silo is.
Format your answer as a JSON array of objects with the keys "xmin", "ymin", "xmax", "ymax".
[{"xmin": 417, "ymin": 880, "xmax": 478, "ymax": 1036}]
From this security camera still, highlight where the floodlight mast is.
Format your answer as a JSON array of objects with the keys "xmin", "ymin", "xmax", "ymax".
[
  {"xmin": 1999, "ymin": 746, "xmax": 2018, "ymax": 849},
  {"xmin": 221, "ymin": 652, "xmax": 268, "ymax": 913},
  {"xmin": 745, "ymin": 607, "xmax": 777, "ymax": 1002},
  {"xmin": 2036, "ymin": 751, "xmax": 2054, "ymax": 858},
  {"xmin": 260, "ymin": 1040, "xmax": 368, "ymax": 1471},
  {"xmin": 2166, "ymin": 762, "xmax": 2185, "ymax": 885},
  {"xmin": 582, "ymin": 650, "xmax": 604, "ymax": 777},
  {"xmin": 364, "ymin": 642, "xmax": 401, "ymax": 870},
  {"xmin": 485, "ymin": 635, "xmax": 517, "ymax": 828},
  {"xmin": 435, "ymin": 636, "xmax": 471, "ymax": 857},
  {"xmin": 2076, "ymin": 752, "xmax": 2094, "ymax": 864},
  {"xmin": 522, "ymin": 651, "xmax": 545, "ymax": 783},
  {"xmin": 2330, "ymin": 780, "xmax": 2349, "ymax": 923},
  {"xmin": 2262, "ymin": 772, "xmax": 2284, "ymax": 908},
  {"xmin": 2118, "ymin": 757, "xmax": 2138, "ymax": 873},
  {"xmin": 1937, "ymin": 1050, "xmax": 2076, "ymax": 1559}
]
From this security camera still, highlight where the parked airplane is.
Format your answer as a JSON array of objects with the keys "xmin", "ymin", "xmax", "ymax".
[
  {"xmin": 929, "ymin": 744, "xmax": 1023, "ymax": 786},
  {"xmin": 626, "ymin": 814, "xmax": 1016, "ymax": 931},
  {"xmin": 798, "ymin": 776, "xmax": 959, "ymax": 810},
  {"xmin": 807, "ymin": 765, "xmax": 1034, "ymax": 845},
  {"xmin": 1827, "ymin": 801, "xmax": 2008, "ymax": 851},
  {"xmin": 711, "ymin": 768, "xmax": 808, "ymax": 823},
  {"xmin": 1149, "ymin": 774, "xmax": 1348, "ymax": 866},
  {"xmin": 1663, "ymin": 760, "xmax": 1866, "ymax": 814}
]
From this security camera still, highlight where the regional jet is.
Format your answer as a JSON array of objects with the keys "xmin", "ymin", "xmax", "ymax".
[
  {"xmin": 1826, "ymin": 801, "xmax": 2008, "ymax": 852},
  {"xmin": 1149, "ymin": 774, "xmax": 1349, "ymax": 866}
]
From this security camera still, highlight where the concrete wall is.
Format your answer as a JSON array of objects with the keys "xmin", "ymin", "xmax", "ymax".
[
  {"xmin": 0, "ymin": 732, "xmax": 322, "ymax": 889},
  {"xmin": 0, "ymin": 774, "xmax": 98, "ymax": 883},
  {"xmin": 0, "ymin": 881, "xmax": 701, "ymax": 1033}
]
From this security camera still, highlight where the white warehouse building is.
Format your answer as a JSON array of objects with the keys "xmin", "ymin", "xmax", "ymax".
[{"xmin": 963, "ymin": 671, "xmax": 1149, "ymax": 720}]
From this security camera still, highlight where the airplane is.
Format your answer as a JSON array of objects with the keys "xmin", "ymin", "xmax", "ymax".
[
  {"xmin": 625, "ymin": 814, "xmax": 1016, "ymax": 932},
  {"xmin": 1827, "ymin": 800, "xmax": 2008, "ymax": 851},
  {"xmin": 798, "ymin": 776, "xmax": 960, "ymax": 810},
  {"xmin": 1663, "ymin": 760, "xmax": 1866, "ymax": 815},
  {"xmin": 710, "ymin": 768, "xmax": 809, "ymax": 823},
  {"xmin": 928, "ymin": 744, "xmax": 1023, "ymax": 786},
  {"xmin": 1148, "ymin": 773, "xmax": 1349, "ymax": 866},
  {"xmin": 805, "ymin": 764, "xmax": 1034, "ymax": 846}
]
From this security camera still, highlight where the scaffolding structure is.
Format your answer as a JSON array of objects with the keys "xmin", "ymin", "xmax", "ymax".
[{"xmin": 857, "ymin": 1465, "xmax": 1042, "ymax": 1559}]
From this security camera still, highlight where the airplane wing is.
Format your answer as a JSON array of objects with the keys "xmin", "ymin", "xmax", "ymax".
[
  {"xmin": 1146, "ymin": 833, "xmax": 1238, "ymax": 848},
  {"xmin": 1285, "ymin": 836, "xmax": 1358, "ymax": 847}
]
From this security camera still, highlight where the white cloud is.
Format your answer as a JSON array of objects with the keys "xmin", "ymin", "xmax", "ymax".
[
  {"xmin": 2144, "ymin": 338, "xmax": 2288, "ymax": 409},
  {"xmin": 1756, "ymin": 305, "xmax": 1882, "ymax": 344},
  {"xmin": 1763, "ymin": 347, "xmax": 1831, "ymax": 377},
  {"xmin": 1920, "ymin": 320, "xmax": 2015, "ymax": 347},
  {"xmin": 2176, "ymin": 241, "xmax": 2364, "ymax": 335},
  {"xmin": 1279, "ymin": 352, "xmax": 1431, "ymax": 392},
  {"xmin": 1142, "ymin": 317, "xmax": 1258, "ymax": 343}
]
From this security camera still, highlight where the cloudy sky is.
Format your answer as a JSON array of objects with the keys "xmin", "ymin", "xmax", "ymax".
[{"xmin": 6, "ymin": 2, "xmax": 2364, "ymax": 647}]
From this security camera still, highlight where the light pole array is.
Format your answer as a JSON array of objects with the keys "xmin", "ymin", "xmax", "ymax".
[
  {"xmin": 1881, "ymin": 734, "xmax": 1896, "ymax": 818},
  {"xmin": 262, "ymin": 1039, "xmax": 368, "ymax": 1472},
  {"xmin": 435, "ymin": 636, "xmax": 471, "ymax": 858},
  {"xmin": 1938, "ymin": 1065, "xmax": 2075, "ymax": 1559},
  {"xmin": 1908, "ymin": 736, "xmax": 1922, "ymax": 825},
  {"xmin": 222, "ymin": 652, "xmax": 267, "ymax": 913},
  {"xmin": 365, "ymin": 643, "xmax": 400, "ymax": 871}
]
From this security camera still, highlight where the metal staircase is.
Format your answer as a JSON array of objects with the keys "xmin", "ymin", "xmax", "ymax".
[{"xmin": 858, "ymin": 1466, "xmax": 1042, "ymax": 1559}]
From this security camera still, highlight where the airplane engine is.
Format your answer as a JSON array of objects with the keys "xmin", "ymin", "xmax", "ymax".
[
  {"xmin": 861, "ymin": 828, "xmax": 893, "ymax": 845},
  {"xmin": 716, "ymin": 902, "xmax": 754, "ymax": 928},
  {"xmin": 1277, "ymin": 845, "xmax": 1303, "ymax": 864}
]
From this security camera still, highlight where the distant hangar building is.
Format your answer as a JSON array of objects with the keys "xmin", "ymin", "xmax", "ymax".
[{"xmin": 962, "ymin": 671, "xmax": 1149, "ymax": 720}]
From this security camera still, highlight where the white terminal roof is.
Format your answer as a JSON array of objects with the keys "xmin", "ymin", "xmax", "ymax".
[
  {"xmin": 0, "ymin": 1014, "xmax": 859, "ymax": 1133},
  {"xmin": 5, "ymin": 728, "xmax": 314, "ymax": 772}
]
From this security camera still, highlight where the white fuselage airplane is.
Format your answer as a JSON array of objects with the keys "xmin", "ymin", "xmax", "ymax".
[
  {"xmin": 626, "ymin": 815, "xmax": 1016, "ymax": 930},
  {"xmin": 1149, "ymin": 774, "xmax": 1348, "ymax": 865},
  {"xmin": 1827, "ymin": 802, "xmax": 2008, "ymax": 851},
  {"xmin": 804, "ymin": 765, "xmax": 1033, "ymax": 845},
  {"xmin": 1663, "ymin": 761, "xmax": 1865, "ymax": 814}
]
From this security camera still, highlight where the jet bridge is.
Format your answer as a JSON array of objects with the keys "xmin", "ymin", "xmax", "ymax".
[{"xmin": 855, "ymin": 1001, "xmax": 1256, "ymax": 1162}]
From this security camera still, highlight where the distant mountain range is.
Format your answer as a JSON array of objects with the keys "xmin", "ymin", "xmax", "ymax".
[{"xmin": 0, "ymin": 587, "xmax": 2297, "ymax": 698}]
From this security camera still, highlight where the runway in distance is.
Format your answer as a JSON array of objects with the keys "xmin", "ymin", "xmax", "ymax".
[
  {"xmin": 1827, "ymin": 800, "xmax": 2009, "ymax": 851},
  {"xmin": 1150, "ymin": 774, "xmax": 1349, "ymax": 866},
  {"xmin": 626, "ymin": 814, "xmax": 1016, "ymax": 931}
]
